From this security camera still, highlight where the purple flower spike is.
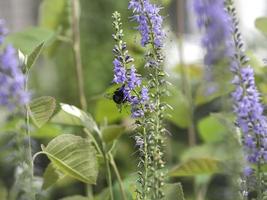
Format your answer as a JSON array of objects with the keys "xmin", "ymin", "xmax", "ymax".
[
  {"xmin": 193, "ymin": 0, "xmax": 233, "ymax": 67},
  {"xmin": 0, "ymin": 22, "xmax": 30, "ymax": 111},
  {"xmin": 128, "ymin": 66, "xmax": 141, "ymax": 90},
  {"xmin": 113, "ymin": 58, "xmax": 127, "ymax": 84},
  {"xmin": 129, "ymin": 0, "xmax": 164, "ymax": 47}
]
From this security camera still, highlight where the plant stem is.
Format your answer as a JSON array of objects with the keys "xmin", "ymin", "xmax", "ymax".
[
  {"xmin": 105, "ymin": 155, "xmax": 114, "ymax": 200},
  {"xmin": 176, "ymin": 0, "xmax": 196, "ymax": 147},
  {"xmin": 109, "ymin": 153, "xmax": 127, "ymax": 200},
  {"xmin": 25, "ymin": 72, "xmax": 35, "ymax": 200},
  {"xmin": 71, "ymin": 0, "xmax": 87, "ymax": 111}
]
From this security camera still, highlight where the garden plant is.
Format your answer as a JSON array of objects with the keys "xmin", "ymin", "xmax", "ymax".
[{"xmin": 0, "ymin": 0, "xmax": 266, "ymax": 200}]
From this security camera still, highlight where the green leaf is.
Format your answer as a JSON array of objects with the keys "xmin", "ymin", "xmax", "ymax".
[
  {"xmin": 42, "ymin": 163, "xmax": 64, "ymax": 190},
  {"xmin": 95, "ymin": 98, "xmax": 128, "ymax": 124},
  {"xmin": 41, "ymin": 134, "xmax": 98, "ymax": 184},
  {"xmin": 197, "ymin": 115, "xmax": 227, "ymax": 143},
  {"xmin": 52, "ymin": 103, "xmax": 99, "ymax": 133},
  {"xmin": 31, "ymin": 124, "xmax": 62, "ymax": 139},
  {"xmin": 101, "ymin": 125, "xmax": 126, "ymax": 143},
  {"xmin": 6, "ymin": 27, "xmax": 55, "ymax": 55},
  {"xmin": 29, "ymin": 96, "xmax": 56, "ymax": 128},
  {"xmin": 166, "ymin": 88, "xmax": 191, "ymax": 128},
  {"xmin": 168, "ymin": 158, "xmax": 222, "ymax": 177},
  {"xmin": 25, "ymin": 42, "xmax": 45, "ymax": 72},
  {"xmin": 255, "ymin": 17, "xmax": 267, "ymax": 36}
]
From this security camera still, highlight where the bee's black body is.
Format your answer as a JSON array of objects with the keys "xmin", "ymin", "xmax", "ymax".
[{"xmin": 113, "ymin": 85, "xmax": 127, "ymax": 104}]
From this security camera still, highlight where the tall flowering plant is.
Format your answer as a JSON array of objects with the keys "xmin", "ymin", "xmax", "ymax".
[
  {"xmin": 111, "ymin": 0, "xmax": 168, "ymax": 198},
  {"xmin": 194, "ymin": 0, "xmax": 267, "ymax": 198}
]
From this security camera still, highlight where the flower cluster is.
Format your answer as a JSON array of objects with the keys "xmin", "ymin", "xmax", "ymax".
[
  {"xmin": 193, "ymin": 0, "xmax": 233, "ymax": 67},
  {"xmin": 0, "ymin": 21, "xmax": 30, "ymax": 111},
  {"xmin": 111, "ymin": 11, "xmax": 149, "ymax": 118},
  {"xmin": 129, "ymin": 1, "xmax": 167, "ymax": 199},
  {"xmin": 226, "ymin": 3, "xmax": 267, "ymax": 173},
  {"xmin": 129, "ymin": 0, "xmax": 164, "ymax": 47},
  {"xmin": 232, "ymin": 65, "xmax": 267, "ymax": 164}
]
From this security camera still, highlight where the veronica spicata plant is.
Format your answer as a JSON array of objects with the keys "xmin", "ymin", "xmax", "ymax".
[
  {"xmin": 111, "ymin": 0, "xmax": 167, "ymax": 198},
  {"xmin": 194, "ymin": 0, "xmax": 267, "ymax": 199},
  {"xmin": 128, "ymin": 0, "xmax": 167, "ymax": 199},
  {"xmin": 226, "ymin": 1, "xmax": 267, "ymax": 198}
]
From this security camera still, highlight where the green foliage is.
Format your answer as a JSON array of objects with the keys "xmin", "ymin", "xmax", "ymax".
[
  {"xmin": 39, "ymin": 134, "xmax": 99, "ymax": 185},
  {"xmin": 101, "ymin": 125, "xmax": 126, "ymax": 143},
  {"xmin": 6, "ymin": 27, "xmax": 55, "ymax": 55},
  {"xmin": 197, "ymin": 115, "xmax": 227, "ymax": 143},
  {"xmin": 24, "ymin": 42, "xmax": 45, "ymax": 72},
  {"xmin": 42, "ymin": 163, "xmax": 63, "ymax": 190},
  {"xmin": 166, "ymin": 88, "xmax": 191, "ymax": 128},
  {"xmin": 168, "ymin": 158, "xmax": 222, "ymax": 177},
  {"xmin": 29, "ymin": 96, "xmax": 56, "ymax": 128},
  {"xmin": 52, "ymin": 103, "xmax": 99, "ymax": 133},
  {"xmin": 255, "ymin": 17, "xmax": 267, "ymax": 36},
  {"xmin": 95, "ymin": 98, "xmax": 129, "ymax": 124}
]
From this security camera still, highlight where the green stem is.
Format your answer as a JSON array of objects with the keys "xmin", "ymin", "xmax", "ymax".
[
  {"xmin": 25, "ymin": 72, "xmax": 35, "ymax": 200},
  {"xmin": 105, "ymin": 155, "xmax": 114, "ymax": 200},
  {"xmin": 71, "ymin": 0, "xmax": 87, "ymax": 111},
  {"xmin": 109, "ymin": 153, "xmax": 127, "ymax": 200}
]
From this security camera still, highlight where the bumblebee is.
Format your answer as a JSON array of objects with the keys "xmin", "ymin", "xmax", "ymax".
[{"xmin": 112, "ymin": 85, "xmax": 127, "ymax": 105}]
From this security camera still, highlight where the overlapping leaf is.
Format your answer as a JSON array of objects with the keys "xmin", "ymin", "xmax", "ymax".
[
  {"xmin": 41, "ymin": 134, "xmax": 98, "ymax": 184},
  {"xmin": 29, "ymin": 96, "xmax": 56, "ymax": 128}
]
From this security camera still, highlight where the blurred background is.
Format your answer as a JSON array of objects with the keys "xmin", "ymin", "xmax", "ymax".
[{"xmin": 0, "ymin": 0, "xmax": 267, "ymax": 199}]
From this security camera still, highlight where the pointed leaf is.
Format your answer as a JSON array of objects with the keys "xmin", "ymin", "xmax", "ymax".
[
  {"xmin": 168, "ymin": 158, "xmax": 222, "ymax": 177},
  {"xmin": 29, "ymin": 96, "xmax": 56, "ymax": 128},
  {"xmin": 42, "ymin": 134, "xmax": 98, "ymax": 184},
  {"xmin": 25, "ymin": 42, "xmax": 45, "ymax": 72}
]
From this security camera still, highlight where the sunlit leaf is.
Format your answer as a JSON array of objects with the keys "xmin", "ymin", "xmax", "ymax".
[
  {"xmin": 41, "ymin": 134, "xmax": 98, "ymax": 184},
  {"xmin": 52, "ymin": 103, "xmax": 99, "ymax": 133},
  {"xmin": 168, "ymin": 158, "xmax": 222, "ymax": 177},
  {"xmin": 29, "ymin": 96, "xmax": 56, "ymax": 128}
]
